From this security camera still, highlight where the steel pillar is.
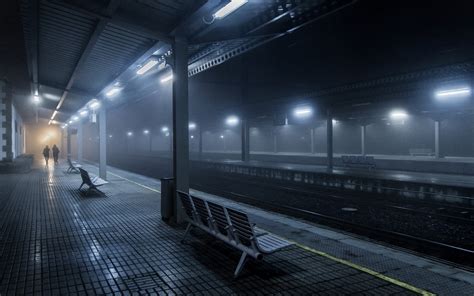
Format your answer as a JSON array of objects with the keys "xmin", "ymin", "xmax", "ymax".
[
  {"xmin": 241, "ymin": 119, "xmax": 250, "ymax": 162},
  {"xmin": 361, "ymin": 125, "xmax": 366, "ymax": 156},
  {"xmin": 99, "ymin": 108, "xmax": 107, "ymax": 179},
  {"xmin": 172, "ymin": 36, "xmax": 189, "ymax": 223},
  {"xmin": 77, "ymin": 123, "xmax": 83, "ymax": 163},
  {"xmin": 326, "ymin": 111, "xmax": 333, "ymax": 171},
  {"xmin": 435, "ymin": 120, "xmax": 441, "ymax": 158},
  {"xmin": 67, "ymin": 128, "xmax": 71, "ymax": 160}
]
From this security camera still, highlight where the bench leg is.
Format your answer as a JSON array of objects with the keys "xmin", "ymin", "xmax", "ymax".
[
  {"xmin": 181, "ymin": 223, "xmax": 192, "ymax": 243},
  {"xmin": 234, "ymin": 252, "xmax": 248, "ymax": 278},
  {"xmin": 79, "ymin": 182, "xmax": 85, "ymax": 190}
]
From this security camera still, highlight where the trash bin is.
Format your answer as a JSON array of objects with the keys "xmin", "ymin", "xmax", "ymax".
[{"xmin": 160, "ymin": 177, "xmax": 175, "ymax": 222}]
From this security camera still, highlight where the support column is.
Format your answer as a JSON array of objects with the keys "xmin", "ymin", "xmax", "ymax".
[
  {"xmin": 435, "ymin": 120, "xmax": 441, "ymax": 158},
  {"xmin": 99, "ymin": 108, "xmax": 107, "ymax": 179},
  {"xmin": 310, "ymin": 128, "xmax": 315, "ymax": 154},
  {"xmin": 327, "ymin": 111, "xmax": 333, "ymax": 171},
  {"xmin": 67, "ymin": 128, "xmax": 71, "ymax": 160},
  {"xmin": 77, "ymin": 122, "xmax": 83, "ymax": 163},
  {"xmin": 241, "ymin": 119, "xmax": 250, "ymax": 162},
  {"xmin": 172, "ymin": 36, "xmax": 189, "ymax": 223},
  {"xmin": 198, "ymin": 127, "xmax": 203, "ymax": 160},
  {"xmin": 273, "ymin": 127, "xmax": 278, "ymax": 153},
  {"xmin": 361, "ymin": 125, "xmax": 366, "ymax": 156}
]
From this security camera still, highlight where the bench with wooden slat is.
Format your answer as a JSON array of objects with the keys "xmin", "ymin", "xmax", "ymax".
[
  {"xmin": 78, "ymin": 168, "xmax": 109, "ymax": 195},
  {"xmin": 67, "ymin": 158, "xmax": 82, "ymax": 173},
  {"xmin": 177, "ymin": 190, "xmax": 293, "ymax": 278}
]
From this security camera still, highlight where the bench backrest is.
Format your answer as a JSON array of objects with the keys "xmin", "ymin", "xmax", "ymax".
[
  {"xmin": 78, "ymin": 168, "xmax": 92, "ymax": 185},
  {"xmin": 207, "ymin": 200, "xmax": 230, "ymax": 236},
  {"xmin": 191, "ymin": 196, "xmax": 211, "ymax": 227},
  {"xmin": 226, "ymin": 208, "xmax": 254, "ymax": 246},
  {"xmin": 177, "ymin": 191, "xmax": 195, "ymax": 221}
]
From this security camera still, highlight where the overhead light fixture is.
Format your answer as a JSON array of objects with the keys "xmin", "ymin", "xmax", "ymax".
[
  {"xmin": 89, "ymin": 100, "xmax": 101, "ymax": 110},
  {"xmin": 293, "ymin": 106, "xmax": 313, "ymax": 118},
  {"xmin": 33, "ymin": 95, "xmax": 41, "ymax": 105},
  {"xmin": 72, "ymin": 116, "xmax": 79, "ymax": 122},
  {"xmin": 161, "ymin": 126, "xmax": 169, "ymax": 133},
  {"xmin": 214, "ymin": 0, "xmax": 248, "ymax": 19},
  {"xmin": 106, "ymin": 87, "xmax": 121, "ymax": 97},
  {"xmin": 160, "ymin": 74, "xmax": 173, "ymax": 83},
  {"xmin": 189, "ymin": 122, "xmax": 197, "ymax": 130},
  {"xmin": 127, "ymin": 131, "xmax": 133, "ymax": 136},
  {"xmin": 220, "ymin": 135, "xmax": 224, "ymax": 139},
  {"xmin": 80, "ymin": 110, "xmax": 88, "ymax": 117},
  {"xmin": 435, "ymin": 87, "xmax": 471, "ymax": 99},
  {"xmin": 190, "ymin": 135, "xmax": 194, "ymax": 139},
  {"xmin": 143, "ymin": 129, "xmax": 149, "ymax": 134},
  {"xmin": 137, "ymin": 59, "xmax": 159, "ymax": 75},
  {"xmin": 389, "ymin": 109, "xmax": 408, "ymax": 120},
  {"xmin": 225, "ymin": 115, "xmax": 239, "ymax": 126},
  {"xmin": 68, "ymin": 120, "xmax": 73, "ymax": 124}
]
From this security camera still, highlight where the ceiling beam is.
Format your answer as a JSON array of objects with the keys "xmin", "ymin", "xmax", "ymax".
[
  {"xmin": 44, "ymin": 0, "xmax": 173, "ymax": 43},
  {"xmin": 49, "ymin": 0, "xmax": 122, "ymax": 124}
]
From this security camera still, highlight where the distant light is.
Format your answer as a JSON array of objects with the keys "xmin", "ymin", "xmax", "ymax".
[
  {"xmin": 220, "ymin": 135, "xmax": 224, "ymax": 139},
  {"xmin": 225, "ymin": 115, "xmax": 239, "ymax": 126},
  {"xmin": 127, "ymin": 131, "xmax": 133, "ymax": 137},
  {"xmin": 33, "ymin": 95, "xmax": 41, "ymax": 105},
  {"xmin": 435, "ymin": 87, "xmax": 471, "ymax": 99},
  {"xmin": 214, "ymin": 0, "xmax": 248, "ymax": 19},
  {"xmin": 161, "ymin": 126, "xmax": 169, "ymax": 132},
  {"xmin": 160, "ymin": 74, "xmax": 173, "ymax": 83},
  {"xmin": 106, "ymin": 87, "xmax": 121, "ymax": 97},
  {"xmin": 109, "ymin": 134, "xmax": 113, "ymax": 138},
  {"xmin": 332, "ymin": 119, "xmax": 338, "ymax": 125},
  {"xmin": 89, "ymin": 100, "xmax": 101, "ymax": 110},
  {"xmin": 293, "ymin": 106, "xmax": 313, "ymax": 118},
  {"xmin": 137, "ymin": 59, "xmax": 159, "ymax": 75},
  {"xmin": 143, "ymin": 129, "xmax": 149, "ymax": 134},
  {"xmin": 68, "ymin": 120, "xmax": 73, "ymax": 124},
  {"xmin": 80, "ymin": 110, "xmax": 88, "ymax": 117},
  {"xmin": 72, "ymin": 116, "xmax": 79, "ymax": 121},
  {"xmin": 190, "ymin": 135, "xmax": 194, "ymax": 139},
  {"xmin": 189, "ymin": 122, "xmax": 197, "ymax": 130},
  {"xmin": 165, "ymin": 132, "xmax": 170, "ymax": 137},
  {"xmin": 389, "ymin": 109, "xmax": 408, "ymax": 120}
]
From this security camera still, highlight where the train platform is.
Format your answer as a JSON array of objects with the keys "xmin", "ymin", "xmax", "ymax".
[{"xmin": 1, "ymin": 162, "xmax": 473, "ymax": 295}]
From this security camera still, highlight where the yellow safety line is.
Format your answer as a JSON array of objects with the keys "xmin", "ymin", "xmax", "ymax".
[
  {"xmin": 109, "ymin": 170, "xmax": 435, "ymax": 296},
  {"xmin": 108, "ymin": 171, "xmax": 161, "ymax": 194}
]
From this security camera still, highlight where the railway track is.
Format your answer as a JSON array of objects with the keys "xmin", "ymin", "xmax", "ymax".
[{"xmin": 191, "ymin": 173, "xmax": 474, "ymax": 269}]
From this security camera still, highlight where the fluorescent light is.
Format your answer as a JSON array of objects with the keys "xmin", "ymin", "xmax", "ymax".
[
  {"xmin": 51, "ymin": 110, "xmax": 58, "ymax": 120},
  {"xmin": 293, "ymin": 106, "xmax": 313, "ymax": 118},
  {"xmin": 214, "ymin": 0, "xmax": 248, "ymax": 19},
  {"xmin": 137, "ymin": 59, "xmax": 159, "ymax": 75},
  {"xmin": 89, "ymin": 101, "xmax": 101, "ymax": 110},
  {"xmin": 80, "ymin": 110, "xmax": 88, "ymax": 117},
  {"xmin": 160, "ymin": 74, "xmax": 173, "ymax": 83},
  {"xmin": 143, "ymin": 129, "xmax": 149, "ymax": 134},
  {"xmin": 435, "ymin": 87, "xmax": 471, "ymax": 99},
  {"xmin": 72, "ymin": 116, "xmax": 79, "ymax": 121},
  {"xmin": 68, "ymin": 120, "xmax": 73, "ymax": 124},
  {"xmin": 225, "ymin": 115, "xmax": 239, "ymax": 126},
  {"xmin": 189, "ymin": 122, "xmax": 197, "ymax": 130},
  {"xmin": 389, "ymin": 109, "xmax": 408, "ymax": 120},
  {"xmin": 161, "ymin": 126, "xmax": 169, "ymax": 132},
  {"xmin": 127, "ymin": 131, "xmax": 133, "ymax": 136},
  {"xmin": 106, "ymin": 87, "xmax": 121, "ymax": 97}
]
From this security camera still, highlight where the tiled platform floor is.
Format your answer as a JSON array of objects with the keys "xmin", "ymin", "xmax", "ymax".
[{"xmin": 0, "ymin": 163, "xmax": 454, "ymax": 295}]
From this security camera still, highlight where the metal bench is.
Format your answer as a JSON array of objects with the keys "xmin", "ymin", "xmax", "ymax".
[
  {"xmin": 78, "ymin": 168, "xmax": 108, "ymax": 194},
  {"xmin": 178, "ymin": 191, "xmax": 293, "ymax": 278},
  {"xmin": 342, "ymin": 155, "xmax": 376, "ymax": 169},
  {"xmin": 67, "ymin": 158, "xmax": 82, "ymax": 173}
]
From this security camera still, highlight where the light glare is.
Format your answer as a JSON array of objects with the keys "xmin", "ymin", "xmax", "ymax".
[
  {"xmin": 143, "ymin": 129, "xmax": 149, "ymax": 134},
  {"xmin": 435, "ymin": 87, "xmax": 471, "ymax": 99},
  {"xmin": 189, "ymin": 122, "xmax": 197, "ymax": 130},
  {"xmin": 293, "ymin": 106, "xmax": 313, "ymax": 118},
  {"xmin": 225, "ymin": 115, "xmax": 239, "ymax": 126},
  {"xmin": 160, "ymin": 74, "xmax": 173, "ymax": 83},
  {"xmin": 214, "ymin": 0, "xmax": 248, "ymax": 19},
  {"xmin": 137, "ymin": 59, "xmax": 159, "ymax": 75},
  {"xmin": 389, "ymin": 110, "xmax": 408, "ymax": 120},
  {"xmin": 161, "ymin": 126, "xmax": 169, "ymax": 132}
]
